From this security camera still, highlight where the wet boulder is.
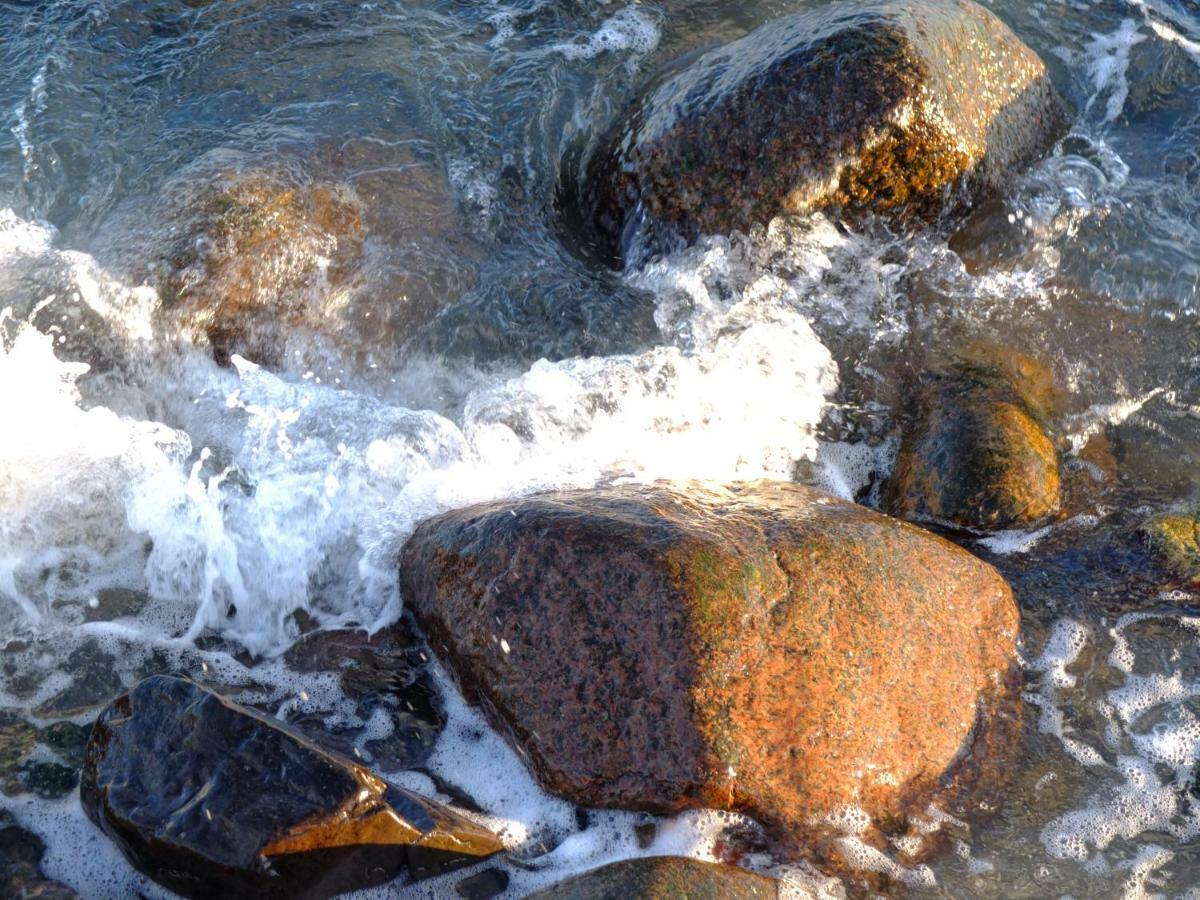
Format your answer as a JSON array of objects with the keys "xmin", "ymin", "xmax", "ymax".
[
  {"xmin": 1140, "ymin": 513, "xmax": 1200, "ymax": 586},
  {"xmin": 112, "ymin": 140, "xmax": 478, "ymax": 368},
  {"xmin": 579, "ymin": 0, "xmax": 1068, "ymax": 265},
  {"xmin": 527, "ymin": 857, "xmax": 779, "ymax": 899},
  {"xmin": 81, "ymin": 675, "xmax": 502, "ymax": 899},
  {"xmin": 401, "ymin": 481, "xmax": 1021, "ymax": 857},
  {"xmin": 885, "ymin": 348, "xmax": 1063, "ymax": 530}
]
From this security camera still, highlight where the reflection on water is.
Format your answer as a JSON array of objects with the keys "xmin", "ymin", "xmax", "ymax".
[{"xmin": 0, "ymin": 0, "xmax": 1199, "ymax": 896}]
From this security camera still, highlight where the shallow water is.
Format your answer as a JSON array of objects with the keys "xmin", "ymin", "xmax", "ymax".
[{"xmin": 0, "ymin": 0, "xmax": 1199, "ymax": 896}]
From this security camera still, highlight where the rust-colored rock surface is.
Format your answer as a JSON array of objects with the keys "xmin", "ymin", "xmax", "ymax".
[
  {"xmin": 885, "ymin": 348, "xmax": 1063, "ymax": 530},
  {"xmin": 81, "ymin": 675, "xmax": 501, "ymax": 899},
  {"xmin": 400, "ymin": 480, "xmax": 1021, "ymax": 855},
  {"xmin": 527, "ymin": 857, "xmax": 779, "ymax": 899},
  {"xmin": 577, "ymin": 0, "xmax": 1067, "ymax": 266}
]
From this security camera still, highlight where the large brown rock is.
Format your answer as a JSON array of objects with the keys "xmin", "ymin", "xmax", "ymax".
[
  {"xmin": 885, "ymin": 348, "xmax": 1063, "ymax": 530},
  {"xmin": 528, "ymin": 857, "xmax": 778, "ymax": 899},
  {"xmin": 400, "ymin": 481, "xmax": 1021, "ymax": 857},
  {"xmin": 578, "ymin": 0, "xmax": 1068, "ymax": 265},
  {"xmin": 81, "ymin": 675, "xmax": 501, "ymax": 899}
]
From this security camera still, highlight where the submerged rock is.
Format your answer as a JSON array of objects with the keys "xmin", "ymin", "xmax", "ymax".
[
  {"xmin": 401, "ymin": 481, "xmax": 1021, "ymax": 857},
  {"xmin": 527, "ymin": 857, "xmax": 778, "ymax": 899},
  {"xmin": 282, "ymin": 619, "xmax": 445, "ymax": 770},
  {"xmin": 0, "ymin": 811, "xmax": 79, "ymax": 899},
  {"xmin": 1140, "ymin": 513, "xmax": 1200, "ymax": 585},
  {"xmin": 885, "ymin": 348, "xmax": 1063, "ymax": 530},
  {"xmin": 118, "ymin": 140, "xmax": 477, "ymax": 368},
  {"xmin": 579, "ymin": 0, "xmax": 1068, "ymax": 265},
  {"xmin": 81, "ymin": 675, "xmax": 502, "ymax": 899}
]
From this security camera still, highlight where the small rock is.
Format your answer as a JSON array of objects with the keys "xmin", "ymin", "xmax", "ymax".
[
  {"xmin": 401, "ymin": 480, "xmax": 1021, "ymax": 859},
  {"xmin": 578, "ymin": 0, "xmax": 1067, "ymax": 265},
  {"xmin": 885, "ymin": 348, "xmax": 1063, "ymax": 530},
  {"xmin": 0, "ymin": 811, "xmax": 79, "ymax": 899},
  {"xmin": 282, "ymin": 618, "xmax": 445, "ymax": 770},
  {"xmin": 1140, "ymin": 513, "xmax": 1200, "ymax": 585},
  {"xmin": 82, "ymin": 675, "xmax": 502, "ymax": 899},
  {"xmin": 455, "ymin": 866, "xmax": 510, "ymax": 900},
  {"xmin": 0, "ymin": 714, "xmax": 37, "ymax": 777},
  {"xmin": 527, "ymin": 857, "xmax": 778, "ymax": 899}
]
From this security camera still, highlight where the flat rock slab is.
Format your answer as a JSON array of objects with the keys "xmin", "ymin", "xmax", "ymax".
[
  {"xmin": 401, "ymin": 480, "xmax": 1021, "ymax": 857},
  {"xmin": 580, "ymin": 0, "xmax": 1067, "ymax": 265},
  {"xmin": 81, "ymin": 675, "xmax": 501, "ymax": 899}
]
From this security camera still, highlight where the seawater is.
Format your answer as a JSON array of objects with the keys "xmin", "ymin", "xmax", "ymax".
[{"xmin": 0, "ymin": 0, "xmax": 1199, "ymax": 897}]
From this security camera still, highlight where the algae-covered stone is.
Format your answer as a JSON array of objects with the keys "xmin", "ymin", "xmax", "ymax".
[
  {"xmin": 1141, "ymin": 513, "xmax": 1200, "ymax": 585},
  {"xmin": 0, "ymin": 811, "xmax": 79, "ymax": 899},
  {"xmin": 579, "ymin": 0, "xmax": 1068, "ymax": 265},
  {"xmin": 81, "ymin": 675, "xmax": 502, "ymax": 899},
  {"xmin": 885, "ymin": 349, "xmax": 1063, "ymax": 530},
  {"xmin": 528, "ymin": 857, "xmax": 778, "ymax": 899},
  {"xmin": 401, "ymin": 480, "xmax": 1021, "ymax": 858}
]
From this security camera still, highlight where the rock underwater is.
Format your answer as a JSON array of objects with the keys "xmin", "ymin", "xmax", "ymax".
[
  {"xmin": 885, "ymin": 347, "xmax": 1064, "ymax": 531},
  {"xmin": 576, "ymin": 0, "xmax": 1069, "ymax": 266},
  {"xmin": 99, "ymin": 140, "xmax": 478, "ymax": 369},
  {"xmin": 81, "ymin": 675, "xmax": 501, "ymax": 899},
  {"xmin": 400, "ymin": 480, "xmax": 1022, "ymax": 865}
]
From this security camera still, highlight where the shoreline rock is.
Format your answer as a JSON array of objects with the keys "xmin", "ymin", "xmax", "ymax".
[
  {"xmin": 885, "ymin": 348, "xmax": 1063, "ymax": 531},
  {"xmin": 400, "ymin": 480, "xmax": 1022, "ymax": 860},
  {"xmin": 578, "ymin": 0, "xmax": 1068, "ymax": 265},
  {"xmin": 81, "ymin": 675, "xmax": 501, "ymax": 899}
]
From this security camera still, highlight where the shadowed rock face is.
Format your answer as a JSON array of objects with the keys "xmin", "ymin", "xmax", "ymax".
[
  {"xmin": 527, "ymin": 857, "xmax": 779, "ymax": 899},
  {"xmin": 885, "ymin": 348, "xmax": 1063, "ymax": 530},
  {"xmin": 81, "ymin": 675, "xmax": 501, "ymax": 900},
  {"xmin": 400, "ymin": 480, "xmax": 1022, "ymax": 859},
  {"xmin": 579, "ymin": 0, "xmax": 1068, "ymax": 266}
]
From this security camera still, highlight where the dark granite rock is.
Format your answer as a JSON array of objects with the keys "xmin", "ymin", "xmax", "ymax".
[
  {"xmin": 527, "ymin": 857, "xmax": 778, "ymax": 899},
  {"xmin": 81, "ymin": 675, "xmax": 502, "ymax": 899},
  {"xmin": 401, "ymin": 480, "xmax": 1021, "ymax": 858},
  {"xmin": 577, "ymin": 0, "xmax": 1068, "ymax": 265}
]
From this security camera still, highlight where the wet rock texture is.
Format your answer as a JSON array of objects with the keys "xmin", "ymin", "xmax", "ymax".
[
  {"xmin": 0, "ymin": 811, "xmax": 78, "ymax": 899},
  {"xmin": 1140, "ymin": 513, "xmax": 1200, "ymax": 585},
  {"xmin": 281, "ymin": 618, "xmax": 445, "ymax": 771},
  {"xmin": 885, "ymin": 348, "xmax": 1063, "ymax": 530},
  {"xmin": 401, "ymin": 480, "xmax": 1021, "ymax": 855},
  {"xmin": 527, "ymin": 857, "xmax": 779, "ymax": 899},
  {"xmin": 135, "ymin": 140, "xmax": 477, "ymax": 366},
  {"xmin": 581, "ymin": 0, "xmax": 1067, "ymax": 265},
  {"xmin": 81, "ymin": 675, "xmax": 501, "ymax": 899}
]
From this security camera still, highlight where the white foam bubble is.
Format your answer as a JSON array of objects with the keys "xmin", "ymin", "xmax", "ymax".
[
  {"xmin": 1083, "ymin": 18, "xmax": 1146, "ymax": 125},
  {"xmin": 552, "ymin": 6, "xmax": 661, "ymax": 61}
]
